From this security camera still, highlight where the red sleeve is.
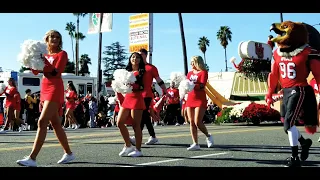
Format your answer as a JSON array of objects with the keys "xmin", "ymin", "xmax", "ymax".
[
  {"xmin": 310, "ymin": 59, "xmax": 320, "ymax": 94},
  {"xmin": 175, "ymin": 89, "xmax": 180, "ymax": 98},
  {"xmin": 68, "ymin": 91, "xmax": 76, "ymax": 99},
  {"xmin": 151, "ymin": 66, "xmax": 160, "ymax": 79},
  {"xmin": 116, "ymin": 93, "xmax": 125, "ymax": 104},
  {"xmin": 44, "ymin": 51, "xmax": 68, "ymax": 74},
  {"xmin": 267, "ymin": 60, "xmax": 280, "ymax": 96},
  {"xmin": 194, "ymin": 70, "xmax": 208, "ymax": 90},
  {"xmin": 15, "ymin": 93, "xmax": 21, "ymax": 103},
  {"xmin": 73, "ymin": 91, "xmax": 78, "ymax": 99},
  {"xmin": 186, "ymin": 71, "xmax": 191, "ymax": 79}
]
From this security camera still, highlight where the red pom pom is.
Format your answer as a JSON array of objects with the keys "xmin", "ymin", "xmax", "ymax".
[{"xmin": 305, "ymin": 126, "xmax": 317, "ymax": 134}]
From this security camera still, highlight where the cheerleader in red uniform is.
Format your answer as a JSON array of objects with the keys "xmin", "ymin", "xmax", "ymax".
[
  {"xmin": 0, "ymin": 78, "xmax": 18, "ymax": 133},
  {"xmin": 13, "ymin": 92, "xmax": 26, "ymax": 132},
  {"xmin": 185, "ymin": 56, "xmax": 214, "ymax": 151},
  {"xmin": 64, "ymin": 82, "xmax": 79, "ymax": 129},
  {"xmin": 113, "ymin": 94, "xmax": 123, "ymax": 127},
  {"xmin": 17, "ymin": 30, "xmax": 74, "ymax": 167},
  {"xmin": 309, "ymin": 78, "xmax": 320, "ymax": 142},
  {"xmin": 181, "ymin": 94, "xmax": 189, "ymax": 125},
  {"xmin": 117, "ymin": 52, "xmax": 146, "ymax": 157},
  {"xmin": 152, "ymin": 91, "xmax": 162, "ymax": 126}
]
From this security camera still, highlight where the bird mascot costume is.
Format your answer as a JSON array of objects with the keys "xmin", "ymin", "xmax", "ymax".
[{"xmin": 266, "ymin": 21, "xmax": 320, "ymax": 167}]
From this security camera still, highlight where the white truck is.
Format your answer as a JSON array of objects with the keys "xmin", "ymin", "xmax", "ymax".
[{"xmin": 0, "ymin": 71, "xmax": 98, "ymax": 98}]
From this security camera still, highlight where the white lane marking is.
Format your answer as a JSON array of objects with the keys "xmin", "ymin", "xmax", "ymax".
[{"xmin": 121, "ymin": 152, "xmax": 229, "ymax": 167}]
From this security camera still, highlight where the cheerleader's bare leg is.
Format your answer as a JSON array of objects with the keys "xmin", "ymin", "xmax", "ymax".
[
  {"xmin": 17, "ymin": 101, "xmax": 74, "ymax": 167},
  {"xmin": 117, "ymin": 107, "xmax": 135, "ymax": 156}
]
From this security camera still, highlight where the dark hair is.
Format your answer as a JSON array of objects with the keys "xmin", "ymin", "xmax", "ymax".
[
  {"xmin": 25, "ymin": 89, "xmax": 31, "ymax": 94},
  {"xmin": 126, "ymin": 52, "xmax": 146, "ymax": 91},
  {"xmin": 8, "ymin": 77, "xmax": 16, "ymax": 87},
  {"xmin": 139, "ymin": 48, "xmax": 148, "ymax": 56},
  {"xmin": 68, "ymin": 82, "xmax": 77, "ymax": 92}
]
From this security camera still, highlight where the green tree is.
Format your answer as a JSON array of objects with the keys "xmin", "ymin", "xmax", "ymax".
[
  {"xmin": 198, "ymin": 36, "xmax": 210, "ymax": 63},
  {"xmin": 79, "ymin": 54, "xmax": 92, "ymax": 76},
  {"xmin": 64, "ymin": 59, "xmax": 75, "ymax": 74},
  {"xmin": 74, "ymin": 32, "xmax": 86, "ymax": 75},
  {"xmin": 65, "ymin": 22, "xmax": 76, "ymax": 65},
  {"xmin": 103, "ymin": 42, "xmax": 127, "ymax": 82},
  {"xmin": 198, "ymin": 36, "xmax": 210, "ymax": 71},
  {"xmin": 217, "ymin": 26, "xmax": 232, "ymax": 72},
  {"xmin": 73, "ymin": 13, "xmax": 88, "ymax": 76}
]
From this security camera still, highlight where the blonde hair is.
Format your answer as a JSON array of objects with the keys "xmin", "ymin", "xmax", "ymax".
[
  {"xmin": 191, "ymin": 56, "xmax": 206, "ymax": 71},
  {"xmin": 44, "ymin": 29, "xmax": 63, "ymax": 51}
]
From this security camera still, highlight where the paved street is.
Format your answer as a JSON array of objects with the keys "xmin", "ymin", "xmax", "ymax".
[{"xmin": 0, "ymin": 124, "xmax": 320, "ymax": 167}]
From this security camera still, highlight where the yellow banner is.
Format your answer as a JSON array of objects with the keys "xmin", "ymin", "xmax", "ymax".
[
  {"xmin": 129, "ymin": 44, "xmax": 149, "ymax": 53},
  {"xmin": 129, "ymin": 13, "xmax": 149, "ymax": 21},
  {"xmin": 129, "ymin": 22, "xmax": 149, "ymax": 29}
]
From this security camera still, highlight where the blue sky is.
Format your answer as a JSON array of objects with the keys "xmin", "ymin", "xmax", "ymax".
[{"xmin": 1, "ymin": 13, "xmax": 319, "ymax": 80}]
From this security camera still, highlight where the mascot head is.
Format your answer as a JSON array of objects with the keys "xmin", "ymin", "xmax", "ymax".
[{"xmin": 269, "ymin": 21, "xmax": 308, "ymax": 52}]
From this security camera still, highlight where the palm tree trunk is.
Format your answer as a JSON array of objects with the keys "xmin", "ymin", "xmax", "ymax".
[
  {"xmin": 75, "ymin": 15, "xmax": 80, "ymax": 76},
  {"xmin": 280, "ymin": 13, "xmax": 283, "ymax": 22},
  {"xmin": 224, "ymin": 48, "xmax": 228, "ymax": 72},
  {"xmin": 178, "ymin": 13, "xmax": 188, "ymax": 76},
  {"xmin": 71, "ymin": 36, "xmax": 75, "ymax": 65},
  {"xmin": 203, "ymin": 52, "xmax": 206, "ymax": 64}
]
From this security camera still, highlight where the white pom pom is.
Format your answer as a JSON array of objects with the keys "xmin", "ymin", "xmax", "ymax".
[
  {"xmin": 17, "ymin": 39, "xmax": 47, "ymax": 70},
  {"xmin": 178, "ymin": 79, "xmax": 195, "ymax": 100},
  {"xmin": 170, "ymin": 72, "xmax": 186, "ymax": 87},
  {"xmin": 230, "ymin": 56, "xmax": 236, "ymax": 63},
  {"xmin": 108, "ymin": 96, "xmax": 117, "ymax": 105},
  {"xmin": 154, "ymin": 83, "xmax": 163, "ymax": 96},
  {"xmin": 0, "ymin": 83, "xmax": 6, "ymax": 95},
  {"xmin": 112, "ymin": 69, "xmax": 137, "ymax": 94},
  {"xmin": 184, "ymin": 94, "xmax": 188, "ymax": 100}
]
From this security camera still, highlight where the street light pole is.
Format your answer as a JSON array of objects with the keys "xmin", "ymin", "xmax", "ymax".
[
  {"xmin": 96, "ymin": 13, "xmax": 103, "ymax": 106},
  {"xmin": 280, "ymin": 13, "xmax": 283, "ymax": 22}
]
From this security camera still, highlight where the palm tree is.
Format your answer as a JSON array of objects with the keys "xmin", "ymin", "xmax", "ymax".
[
  {"xmin": 75, "ymin": 32, "xmax": 86, "ymax": 41},
  {"xmin": 65, "ymin": 22, "xmax": 76, "ymax": 64},
  {"xmin": 280, "ymin": 13, "xmax": 283, "ymax": 22},
  {"xmin": 178, "ymin": 13, "xmax": 188, "ymax": 75},
  {"xmin": 216, "ymin": 26, "xmax": 232, "ymax": 72},
  {"xmin": 73, "ymin": 13, "xmax": 88, "ymax": 75},
  {"xmin": 79, "ymin": 54, "xmax": 92, "ymax": 76},
  {"xmin": 198, "ymin": 36, "xmax": 210, "ymax": 64},
  {"xmin": 74, "ymin": 31, "xmax": 86, "ymax": 75}
]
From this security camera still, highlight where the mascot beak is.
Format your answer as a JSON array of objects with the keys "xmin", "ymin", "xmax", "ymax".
[{"xmin": 270, "ymin": 23, "xmax": 289, "ymax": 42}]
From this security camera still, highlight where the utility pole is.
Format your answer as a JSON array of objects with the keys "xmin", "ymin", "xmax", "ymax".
[{"xmin": 96, "ymin": 13, "xmax": 103, "ymax": 105}]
